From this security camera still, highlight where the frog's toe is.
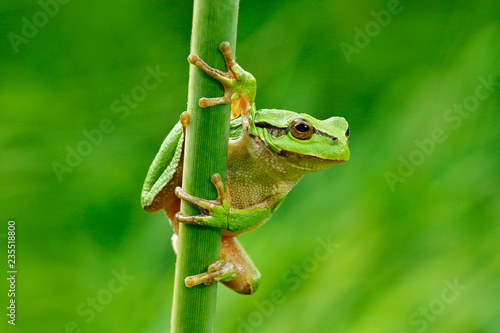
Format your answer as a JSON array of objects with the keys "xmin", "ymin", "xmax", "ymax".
[
  {"xmin": 175, "ymin": 212, "xmax": 227, "ymax": 229},
  {"xmin": 219, "ymin": 41, "xmax": 231, "ymax": 54},
  {"xmin": 174, "ymin": 212, "xmax": 204, "ymax": 225},
  {"xmin": 199, "ymin": 93, "xmax": 232, "ymax": 108},
  {"xmin": 210, "ymin": 173, "xmax": 225, "ymax": 202},
  {"xmin": 219, "ymin": 41, "xmax": 236, "ymax": 67},
  {"xmin": 187, "ymin": 52, "xmax": 232, "ymax": 82},
  {"xmin": 174, "ymin": 186, "xmax": 189, "ymax": 201},
  {"xmin": 174, "ymin": 186, "xmax": 215, "ymax": 211},
  {"xmin": 187, "ymin": 54, "xmax": 200, "ymax": 65}
]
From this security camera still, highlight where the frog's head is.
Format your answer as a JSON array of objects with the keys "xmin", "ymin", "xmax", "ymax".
[{"xmin": 251, "ymin": 109, "xmax": 350, "ymax": 173}]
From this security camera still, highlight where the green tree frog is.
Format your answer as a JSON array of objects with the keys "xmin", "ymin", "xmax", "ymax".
[{"xmin": 141, "ymin": 42, "xmax": 350, "ymax": 294}]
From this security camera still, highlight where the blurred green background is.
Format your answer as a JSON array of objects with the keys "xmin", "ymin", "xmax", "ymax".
[{"xmin": 1, "ymin": 0, "xmax": 499, "ymax": 332}]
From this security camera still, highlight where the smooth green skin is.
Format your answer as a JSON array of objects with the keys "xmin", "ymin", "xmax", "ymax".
[{"xmin": 141, "ymin": 50, "xmax": 349, "ymax": 291}]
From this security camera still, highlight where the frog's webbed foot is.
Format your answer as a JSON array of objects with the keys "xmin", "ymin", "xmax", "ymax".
[
  {"xmin": 174, "ymin": 173, "xmax": 229, "ymax": 229},
  {"xmin": 185, "ymin": 256, "xmax": 236, "ymax": 288},
  {"xmin": 188, "ymin": 42, "xmax": 256, "ymax": 118}
]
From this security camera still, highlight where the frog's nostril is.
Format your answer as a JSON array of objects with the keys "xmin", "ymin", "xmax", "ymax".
[{"xmin": 332, "ymin": 137, "xmax": 338, "ymax": 142}]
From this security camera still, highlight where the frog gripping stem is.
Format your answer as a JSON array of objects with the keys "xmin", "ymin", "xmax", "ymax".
[
  {"xmin": 174, "ymin": 173, "xmax": 229, "ymax": 230},
  {"xmin": 188, "ymin": 41, "xmax": 256, "ymax": 118},
  {"xmin": 188, "ymin": 52, "xmax": 234, "ymax": 108}
]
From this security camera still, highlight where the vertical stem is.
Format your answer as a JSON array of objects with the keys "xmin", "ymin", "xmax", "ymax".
[{"xmin": 171, "ymin": 1, "xmax": 239, "ymax": 332}]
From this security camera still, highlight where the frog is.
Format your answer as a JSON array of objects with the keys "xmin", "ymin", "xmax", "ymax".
[{"xmin": 141, "ymin": 42, "xmax": 350, "ymax": 295}]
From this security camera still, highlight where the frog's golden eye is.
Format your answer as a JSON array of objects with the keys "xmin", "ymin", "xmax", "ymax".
[{"xmin": 290, "ymin": 119, "xmax": 314, "ymax": 140}]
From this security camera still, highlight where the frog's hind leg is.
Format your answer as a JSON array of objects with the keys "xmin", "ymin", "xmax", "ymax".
[
  {"xmin": 182, "ymin": 236, "xmax": 260, "ymax": 294},
  {"xmin": 220, "ymin": 236, "xmax": 261, "ymax": 294}
]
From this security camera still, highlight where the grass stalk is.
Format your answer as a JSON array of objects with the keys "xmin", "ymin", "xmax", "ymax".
[{"xmin": 170, "ymin": 0, "xmax": 239, "ymax": 332}]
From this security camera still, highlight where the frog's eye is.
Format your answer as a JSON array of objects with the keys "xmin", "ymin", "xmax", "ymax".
[
  {"xmin": 290, "ymin": 119, "xmax": 314, "ymax": 140},
  {"xmin": 345, "ymin": 127, "xmax": 350, "ymax": 139}
]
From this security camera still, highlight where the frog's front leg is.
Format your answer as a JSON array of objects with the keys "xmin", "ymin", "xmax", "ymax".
[
  {"xmin": 174, "ymin": 173, "xmax": 280, "ymax": 233},
  {"xmin": 188, "ymin": 41, "xmax": 256, "ymax": 118},
  {"xmin": 174, "ymin": 173, "xmax": 231, "ymax": 230}
]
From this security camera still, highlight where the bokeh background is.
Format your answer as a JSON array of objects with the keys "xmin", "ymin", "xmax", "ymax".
[{"xmin": 1, "ymin": 0, "xmax": 499, "ymax": 332}]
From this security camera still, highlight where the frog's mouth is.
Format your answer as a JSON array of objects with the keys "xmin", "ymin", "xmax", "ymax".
[
  {"xmin": 275, "ymin": 150, "xmax": 346, "ymax": 174},
  {"xmin": 279, "ymin": 149, "xmax": 348, "ymax": 163}
]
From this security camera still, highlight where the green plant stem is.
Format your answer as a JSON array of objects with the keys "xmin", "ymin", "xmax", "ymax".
[{"xmin": 170, "ymin": 0, "xmax": 239, "ymax": 332}]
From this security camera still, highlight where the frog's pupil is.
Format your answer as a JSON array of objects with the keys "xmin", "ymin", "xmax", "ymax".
[
  {"xmin": 346, "ymin": 127, "xmax": 350, "ymax": 137},
  {"xmin": 295, "ymin": 122, "xmax": 309, "ymax": 133}
]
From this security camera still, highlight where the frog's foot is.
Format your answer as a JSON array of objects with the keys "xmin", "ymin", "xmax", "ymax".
[
  {"xmin": 188, "ymin": 42, "xmax": 256, "ymax": 118},
  {"xmin": 174, "ymin": 173, "xmax": 229, "ymax": 229},
  {"xmin": 185, "ymin": 256, "xmax": 236, "ymax": 287}
]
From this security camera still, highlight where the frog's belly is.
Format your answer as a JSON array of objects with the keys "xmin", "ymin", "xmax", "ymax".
[{"xmin": 226, "ymin": 133, "xmax": 300, "ymax": 210}]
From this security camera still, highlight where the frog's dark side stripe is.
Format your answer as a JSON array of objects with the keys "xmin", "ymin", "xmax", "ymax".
[
  {"xmin": 249, "ymin": 131, "xmax": 343, "ymax": 163},
  {"xmin": 254, "ymin": 121, "xmax": 338, "ymax": 141}
]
